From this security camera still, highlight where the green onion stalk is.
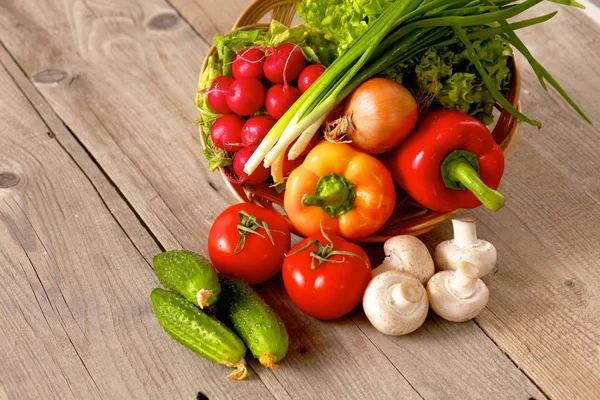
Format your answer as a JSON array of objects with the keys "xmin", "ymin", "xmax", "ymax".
[{"xmin": 243, "ymin": 0, "xmax": 590, "ymax": 178}]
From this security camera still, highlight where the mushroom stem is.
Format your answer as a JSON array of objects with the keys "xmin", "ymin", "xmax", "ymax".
[
  {"xmin": 447, "ymin": 262, "xmax": 479, "ymax": 299},
  {"xmin": 387, "ymin": 280, "xmax": 423, "ymax": 315},
  {"xmin": 452, "ymin": 218, "xmax": 478, "ymax": 248}
]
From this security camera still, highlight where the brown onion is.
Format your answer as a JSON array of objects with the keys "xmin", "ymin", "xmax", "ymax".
[{"xmin": 327, "ymin": 78, "xmax": 419, "ymax": 154}]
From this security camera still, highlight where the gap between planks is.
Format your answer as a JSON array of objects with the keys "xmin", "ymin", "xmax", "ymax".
[
  {"xmin": 0, "ymin": 0, "xmax": 552, "ymax": 396},
  {"xmin": 157, "ymin": 0, "xmax": 550, "ymax": 397},
  {"xmin": 0, "ymin": 40, "xmax": 280, "ymax": 399},
  {"xmin": 0, "ymin": 35, "xmax": 519, "ymax": 400}
]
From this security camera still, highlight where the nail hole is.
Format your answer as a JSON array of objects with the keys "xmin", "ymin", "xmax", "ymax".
[
  {"xmin": 563, "ymin": 279, "xmax": 574, "ymax": 288},
  {"xmin": 298, "ymin": 346, "xmax": 308, "ymax": 354},
  {"xmin": 0, "ymin": 172, "xmax": 20, "ymax": 189},
  {"xmin": 148, "ymin": 13, "xmax": 179, "ymax": 30},
  {"xmin": 32, "ymin": 68, "xmax": 68, "ymax": 84},
  {"xmin": 208, "ymin": 181, "xmax": 219, "ymax": 192}
]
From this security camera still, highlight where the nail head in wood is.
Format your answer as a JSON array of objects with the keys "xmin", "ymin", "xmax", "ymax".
[
  {"xmin": 0, "ymin": 172, "xmax": 20, "ymax": 188},
  {"xmin": 32, "ymin": 68, "xmax": 68, "ymax": 85},
  {"xmin": 148, "ymin": 13, "xmax": 179, "ymax": 30}
]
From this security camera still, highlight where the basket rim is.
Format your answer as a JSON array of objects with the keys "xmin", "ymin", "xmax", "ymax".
[{"xmin": 196, "ymin": 3, "xmax": 522, "ymax": 242}]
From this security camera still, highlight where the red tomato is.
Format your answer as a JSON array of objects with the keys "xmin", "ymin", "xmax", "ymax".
[
  {"xmin": 208, "ymin": 204, "xmax": 291, "ymax": 284},
  {"xmin": 282, "ymin": 232, "xmax": 372, "ymax": 320}
]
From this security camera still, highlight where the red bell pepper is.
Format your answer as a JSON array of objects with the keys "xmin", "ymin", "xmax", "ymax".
[{"xmin": 386, "ymin": 109, "xmax": 505, "ymax": 213}]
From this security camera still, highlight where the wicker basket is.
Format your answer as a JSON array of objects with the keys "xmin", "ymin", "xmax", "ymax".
[{"xmin": 199, "ymin": 0, "xmax": 522, "ymax": 242}]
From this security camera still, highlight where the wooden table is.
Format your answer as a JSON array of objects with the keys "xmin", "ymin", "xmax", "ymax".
[{"xmin": 0, "ymin": 1, "xmax": 599, "ymax": 399}]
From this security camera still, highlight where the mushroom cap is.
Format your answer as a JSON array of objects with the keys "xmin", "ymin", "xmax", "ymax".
[
  {"xmin": 426, "ymin": 270, "xmax": 489, "ymax": 322},
  {"xmin": 372, "ymin": 235, "xmax": 435, "ymax": 285},
  {"xmin": 434, "ymin": 240, "xmax": 497, "ymax": 277},
  {"xmin": 363, "ymin": 271, "xmax": 429, "ymax": 336}
]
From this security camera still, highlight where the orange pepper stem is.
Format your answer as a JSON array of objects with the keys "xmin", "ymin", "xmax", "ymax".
[
  {"xmin": 301, "ymin": 173, "xmax": 356, "ymax": 217},
  {"xmin": 442, "ymin": 151, "xmax": 505, "ymax": 211}
]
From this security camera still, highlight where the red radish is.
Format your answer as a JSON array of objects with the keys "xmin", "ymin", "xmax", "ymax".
[
  {"xmin": 283, "ymin": 157, "xmax": 304, "ymax": 177},
  {"xmin": 265, "ymin": 84, "xmax": 301, "ymax": 119},
  {"xmin": 232, "ymin": 48, "xmax": 266, "ymax": 80},
  {"xmin": 241, "ymin": 115, "xmax": 277, "ymax": 147},
  {"xmin": 210, "ymin": 114, "xmax": 246, "ymax": 152},
  {"xmin": 283, "ymin": 152, "xmax": 305, "ymax": 177},
  {"xmin": 327, "ymin": 78, "xmax": 419, "ymax": 154},
  {"xmin": 263, "ymin": 43, "xmax": 306, "ymax": 84},
  {"xmin": 300, "ymin": 133, "xmax": 321, "ymax": 155},
  {"xmin": 207, "ymin": 76, "xmax": 234, "ymax": 114},
  {"xmin": 233, "ymin": 145, "xmax": 271, "ymax": 185},
  {"xmin": 226, "ymin": 78, "xmax": 266, "ymax": 116},
  {"xmin": 298, "ymin": 64, "xmax": 326, "ymax": 93}
]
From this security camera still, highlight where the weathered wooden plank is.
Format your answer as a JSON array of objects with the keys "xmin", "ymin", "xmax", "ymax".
[
  {"xmin": 0, "ymin": 49, "xmax": 278, "ymax": 400},
  {"xmin": 417, "ymin": 4, "xmax": 600, "ymax": 399},
  {"xmin": 0, "ymin": 2, "xmax": 426, "ymax": 399},
  {"xmin": 0, "ymin": 0, "xmax": 573, "ymax": 398},
  {"xmin": 168, "ymin": 0, "xmax": 247, "ymax": 41},
  {"xmin": 146, "ymin": 1, "xmax": 600, "ymax": 398}
]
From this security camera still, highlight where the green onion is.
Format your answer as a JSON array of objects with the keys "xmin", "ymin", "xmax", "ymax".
[{"xmin": 243, "ymin": 0, "xmax": 591, "ymax": 178}]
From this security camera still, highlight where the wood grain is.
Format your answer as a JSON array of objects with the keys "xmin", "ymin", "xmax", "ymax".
[
  {"xmin": 0, "ymin": 1, "xmax": 427, "ymax": 399},
  {"xmin": 0, "ymin": 0, "xmax": 546, "ymax": 398},
  {"xmin": 0, "ymin": 47, "xmax": 277, "ymax": 400},
  {"xmin": 418, "ymin": 4, "xmax": 600, "ymax": 398}
]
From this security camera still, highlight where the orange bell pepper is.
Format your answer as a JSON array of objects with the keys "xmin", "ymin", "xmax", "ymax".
[{"xmin": 284, "ymin": 141, "xmax": 396, "ymax": 240}]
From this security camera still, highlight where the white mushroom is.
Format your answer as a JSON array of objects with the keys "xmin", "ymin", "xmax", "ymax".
[
  {"xmin": 363, "ymin": 271, "xmax": 429, "ymax": 336},
  {"xmin": 434, "ymin": 218, "xmax": 497, "ymax": 277},
  {"xmin": 372, "ymin": 235, "xmax": 434, "ymax": 285},
  {"xmin": 426, "ymin": 261, "xmax": 489, "ymax": 322}
]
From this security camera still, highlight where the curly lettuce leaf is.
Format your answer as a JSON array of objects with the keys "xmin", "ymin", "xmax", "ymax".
[
  {"xmin": 297, "ymin": 0, "xmax": 396, "ymax": 55},
  {"xmin": 213, "ymin": 29, "xmax": 262, "ymax": 76},
  {"xmin": 262, "ymin": 20, "xmax": 337, "ymax": 66},
  {"xmin": 392, "ymin": 34, "xmax": 513, "ymax": 125}
]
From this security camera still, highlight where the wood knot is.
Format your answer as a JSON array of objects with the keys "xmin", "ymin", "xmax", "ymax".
[
  {"xmin": 147, "ymin": 13, "xmax": 179, "ymax": 30},
  {"xmin": 32, "ymin": 68, "xmax": 67, "ymax": 85},
  {"xmin": 0, "ymin": 172, "xmax": 20, "ymax": 189}
]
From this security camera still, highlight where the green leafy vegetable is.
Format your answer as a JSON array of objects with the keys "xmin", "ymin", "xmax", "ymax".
[
  {"xmin": 262, "ymin": 20, "xmax": 337, "ymax": 66},
  {"xmin": 243, "ymin": 0, "xmax": 591, "ymax": 178},
  {"xmin": 195, "ymin": 56, "xmax": 232, "ymax": 171},
  {"xmin": 297, "ymin": 0, "xmax": 396, "ymax": 55},
  {"xmin": 391, "ymin": 34, "xmax": 513, "ymax": 125}
]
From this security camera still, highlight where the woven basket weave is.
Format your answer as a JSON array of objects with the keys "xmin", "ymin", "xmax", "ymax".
[{"xmin": 199, "ymin": 0, "xmax": 522, "ymax": 242}]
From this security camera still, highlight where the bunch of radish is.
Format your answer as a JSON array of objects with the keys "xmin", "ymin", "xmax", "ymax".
[{"xmin": 207, "ymin": 43, "xmax": 326, "ymax": 185}]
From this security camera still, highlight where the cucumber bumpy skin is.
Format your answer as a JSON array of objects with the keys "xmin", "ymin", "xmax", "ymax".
[
  {"xmin": 153, "ymin": 250, "xmax": 220, "ymax": 308},
  {"xmin": 219, "ymin": 276, "xmax": 289, "ymax": 370},
  {"xmin": 150, "ymin": 288, "xmax": 247, "ymax": 379}
]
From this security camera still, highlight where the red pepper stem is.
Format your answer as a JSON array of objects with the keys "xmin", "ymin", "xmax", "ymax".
[{"xmin": 448, "ymin": 159, "xmax": 505, "ymax": 211}]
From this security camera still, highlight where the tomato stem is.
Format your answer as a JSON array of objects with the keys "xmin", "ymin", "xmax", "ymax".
[
  {"xmin": 231, "ymin": 211, "xmax": 277, "ymax": 255},
  {"xmin": 287, "ymin": 221, "xmax": 366, "ymax": 269}
]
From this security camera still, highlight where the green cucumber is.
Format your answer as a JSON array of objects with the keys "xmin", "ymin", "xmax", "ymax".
[
  {"xmin": 153, "ymin": 250, "xmax": 220, "ymax": 308},
  {"xmin": 150, "ymin": 288, "xmax": 247, "ymax": 379},
  {"xmin": 219, "ymin": 276, "xmax": 289, "ymax": 370}
]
